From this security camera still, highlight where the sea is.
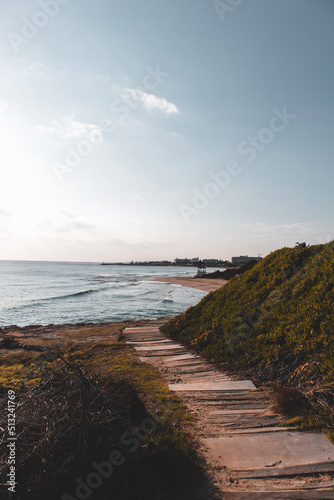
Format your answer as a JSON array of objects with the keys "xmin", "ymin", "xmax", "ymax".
[{"xmin": 0, "ymin": 261, "xmax": 210, "ymax": 327}]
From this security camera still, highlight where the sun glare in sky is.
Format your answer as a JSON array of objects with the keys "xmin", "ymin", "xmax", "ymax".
[{"xmin": 0, "ymin": 0, "xmax": 333, "ymax": 261}]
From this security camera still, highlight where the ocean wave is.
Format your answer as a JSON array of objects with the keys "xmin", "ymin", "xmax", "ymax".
[
  {"xmin": 138, "ymin": 290, "xmax": 154, "ymax": 297},
  {"xmin": 87, "ymin": 277, "xmax": 141, "ymax": 286},
  {"xmin": 45, "ymin": 289, "xmax": 97, "ymax": 301},
  {"xmin": 85, "ymin": 277, "xmax": 118, "ymax": 284},
  {"xmin": 1, "ymin": 289, "xmax": 102, "ymax": 312}
]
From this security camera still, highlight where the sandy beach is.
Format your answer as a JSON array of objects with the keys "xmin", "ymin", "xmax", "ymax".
[{"xmin": 153, "ymin": 276, "xmax": 228, "ymax": 293}]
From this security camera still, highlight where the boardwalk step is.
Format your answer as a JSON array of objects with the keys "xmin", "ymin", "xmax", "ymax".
[
  {"xmin": 232, "ymin": 461, "xmax": 334, "ymax": 479},
  {"xmin": 123, "ymin": 324, "xmax": 334, "ymax": 497},
  {"xmin": 204, "ymin": 433, "xmax": 334, "ymax": 472},
  {"xmin": 169, "ymin": 381, "xmax": 256, "ymax": 392},
  {"xmin": 226, "ymin": 488, "xmax": 334, "ymax": 499}
]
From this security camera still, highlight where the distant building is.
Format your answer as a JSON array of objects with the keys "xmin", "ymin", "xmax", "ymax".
[
  {"xmin": 202, "ymin": 258, "xmax": 221, "ymax": 266},
  {"xmin": 175, "ymin": 258, "xmax": 189, "ymax": 266},
  {"xmin": 174, "ymin": 257, "xmax": 199, "ymax": 266},
  {"xmin": 231, "ymin": 255, "xmax": 262, "ymax": 265}
]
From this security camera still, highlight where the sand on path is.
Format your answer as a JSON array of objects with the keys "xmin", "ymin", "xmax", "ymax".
[{"xmin": 152, "ymin": 276, "xmax": 228, "ymax": 292}]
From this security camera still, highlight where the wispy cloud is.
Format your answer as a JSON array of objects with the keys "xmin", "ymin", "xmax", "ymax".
[
  {"xmin": 0, "ymin": 209, "xmax": 11, "ymax": 239},
  {"xmin": 122, "ymin": 89, "xmax": 179, "ymax": 115},
  {"xmin": 114, "ymin": 233, "xmax": 172, "ymax": 249},
  {"xmin": 37, "ymin": 114, "xmax": 103, "ymax": 142},
  {"xmin": 130, "ymin": 193, "xmax": 142, "ymax": 201},
  {"xmin": 35, "ymin": 210, "xmax": 170, "ymax": 250},
  {"xmin": 255, "ymin": 222, "xmax": 316, "ymax": 234},
  {"xmin": 0, "ymin": 102, "xmax": 8, "ymax": 112},
  {"xmin": 23, "ymin": 62, "xmax": 46, "ymax": 77},
  {"xmin": 0, "ymin": 208, "xmax": 11, "ymax": 217},
  {"xmin": 37, "ymin": 210, "xmax": 99, "ymax": 234}
]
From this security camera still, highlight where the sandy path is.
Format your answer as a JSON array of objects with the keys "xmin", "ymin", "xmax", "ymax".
[
  {"xmin": 152, "ymin": 276, "xmax": 228, "ymax": 293},
  {"xmin": 123, "ymin": 321, "xmax": 334, "ymax": 498}
]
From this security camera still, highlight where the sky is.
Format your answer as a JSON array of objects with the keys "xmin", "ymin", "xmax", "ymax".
[{"xmin": 0, "ymin": 0, "xmax": 333, "ymax": 262}]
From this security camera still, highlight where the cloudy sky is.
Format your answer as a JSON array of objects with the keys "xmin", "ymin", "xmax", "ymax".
[{"xmin": 0, "ymin": 0, "xmax": 333, "ymax": 262}]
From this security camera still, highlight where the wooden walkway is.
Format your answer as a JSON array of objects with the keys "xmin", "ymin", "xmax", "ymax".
[{"xmin": 123, "ymin": 319, "xmax": 334, "ymax": 499}]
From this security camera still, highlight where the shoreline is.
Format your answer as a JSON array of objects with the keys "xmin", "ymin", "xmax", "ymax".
[
  {"xmin": 0, "ymin": 318, "xmax": 169, "ymax": 337},
  {"xmin": 0, "ymin": 277, "xmax": 227, "ymax": 332},
  {"xmin": 153, "ymin": 276, "xmax": 228, "ymax": 293}
]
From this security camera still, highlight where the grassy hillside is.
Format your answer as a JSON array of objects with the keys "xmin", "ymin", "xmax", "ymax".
[{"xmin": 162, "ymin": 242, "xmax": 334, "ymax": 435}]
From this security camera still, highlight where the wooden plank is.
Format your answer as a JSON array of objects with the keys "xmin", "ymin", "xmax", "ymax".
[
  {"xmin": 164, "ymin": 361, "xmax": 208, "ymax": 368},
  {"xmin": 162, "ymin": 354, "xmax": 199, "ymax": 362},
  {"xmin": 186, "ymin": 392, "xmax": 263, "ymax": 400},
  {"xmin": 205, "ymin": 414, "xmax": 282, "ymax": 422},
  {"xmin": 204, "ymin": 433, "xmax": 334, "ymax": 470},
  {"xmin": 205, "ymin": 420, "xmax": 285, "ymax": 429},
  {"xmin": 208, "ymin": 409, "xmax": 265, "ymax": 415},
  {"xmin": 123, "ymin": 327, "xmax": 161, "ymax": 333},
  {"xmin": 169, "ymin": 381, "xmax": 256, "ymax": 391},
  {"xmin": 134, "ymin": 344, "xmax": 184, "ymax": 351},
  {"xmin": 226, "ymin": 489, "xmax": 334, "ymax": 499},
  {"xmin": 203, "ymin": 427, "xmax": 290, "ymax": 436},
  {"xmin": 233, "ymin": 461, "xmax": 334, "ymax": 479},
  {"xmin": 136, "ymin": 351, "xmax": 187, "ymax": 357},
  {"xmin": 126, "ymin": 339, "xmax": 172, "ymax": 345}
]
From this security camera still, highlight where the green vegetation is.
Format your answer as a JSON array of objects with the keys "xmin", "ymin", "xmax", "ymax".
[
  {"xmin": 162, "ymin": 242, "xmax": 334, "ymax": 438},
  {"xmin": 0, "ymin": 324, "xmax": 208, "ymax": 500},
  {"xmin": 201, "ymin": 259, "xmax": 258, "ymax": 280}
]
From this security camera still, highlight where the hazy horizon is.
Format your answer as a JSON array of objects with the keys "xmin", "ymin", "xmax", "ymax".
[
  {"xmin": 0, "ymin": 256, "xmax": 252, "ymax": 264},
  {"xmin": 0, "ymin": 0, "xmax": 333, "ymax": 262}
]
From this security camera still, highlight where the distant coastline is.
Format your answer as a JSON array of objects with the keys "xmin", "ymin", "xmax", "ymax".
[
  {"xmin": 101, "ymin": 256, "xmax": 261, "ymax": 267},
  {"xmin": 101, "ymin": 261, "xmax": 234, "ymax": 268}
]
